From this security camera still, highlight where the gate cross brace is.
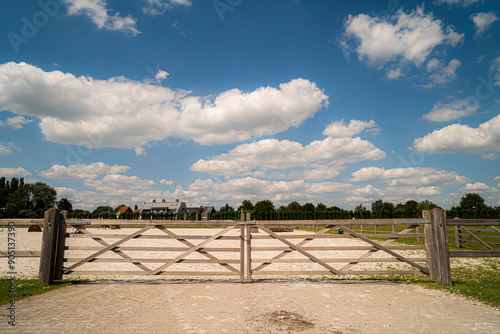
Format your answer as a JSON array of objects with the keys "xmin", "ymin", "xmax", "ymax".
[
  {"xmin": 339, "ymin": 225, "xmax": 419, "ymax": 272},
  {"xmin": 65, "ymin": 225, "xmax": 154, "ymax": 273},
  {"xmin": 156, "ymin": 226, "xmax": 238, "ymax": 273},
  {"xmin": 151, "ymin": 225, "xmax": 235, "ymax": 275},
  {"xmin": 258, "ymin": 225, "xmax": 341, "ymax": 276},
  {"xmin": 252, "ymin": 225, "xmax": 335, "ymax": 272},
  {"xmin": 338, "ymin": 225, "xmax": 429, "ymax": 275},
  {"xmin": 460, "ymin": 226, "xmax": 494, "ymax": 250}
]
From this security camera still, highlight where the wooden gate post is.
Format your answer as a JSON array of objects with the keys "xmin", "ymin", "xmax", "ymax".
[
  {"xmin": 424, "ymin": 208, "xmax": 452, "ymax": 286},
  {"xmin": 39, "ymin": 208, "xmax": 60, "ymax": 285},
  {"xmin": 54, "ymin": 210, "xmax": 68, "ymax": 280}
]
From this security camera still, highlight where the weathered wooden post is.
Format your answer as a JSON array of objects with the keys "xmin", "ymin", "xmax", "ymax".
[
  {"xmin": 454, "ymin": 225, "xmax": 462, "ymax": 248},
  {"xmin": 424, "ymin": 209, "xmax": 451, "ymax": 285},
  {"xmin": 54, "ymin": 210, "xmax": 68, "ymax": 280},
  {"xmin": 39, "ymin": 208, "xmax": 60, "ymax": 285}
]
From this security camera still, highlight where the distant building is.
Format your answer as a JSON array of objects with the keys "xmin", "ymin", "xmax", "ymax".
[
  {"xmin": 139, "ymin": 199, "xmax": 186, "ymax": 219},
  {"xmin": 116, "ymin": 206, "xmax": 132, "ymax": 218},
  {"xmin": 139, "ymin": 199, "xmax": 214, "ymax": 220}
]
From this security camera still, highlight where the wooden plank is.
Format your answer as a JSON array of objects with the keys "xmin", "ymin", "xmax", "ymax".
[
  {"xmin": 151, "ymin": 226, "xmax": 235, "ymax": 275},
  {"xmin": 67, "ymin": 233, "xmax": 239, "ymax": 240},
  {"xmin": 0, "ymin": 219, "xmax": 44, "ymax": 226},
  {"xmin": 250, "ymin": 258, "xmax": 427, "ymax": 263},
  {"xmin": 252, "ymin": 225, "xmax": 334, "ymax": 273},
  {"xmin": 64, "ymin": 225, "xmax": 154, "ymax": 273},
  {"xmin": 54, "ymin": 211, "xmax": 67, "ymax": 280},
  {"xmin": 253, "ymin": 271, "xmax": 422, "ymax": 276},
  {"xmin": 65, "ymin": 271, "xmax": 240, "ymax": 276},
  {"xmin": 65, "ymin": 258, "xmax": 240, "ymax": 263},
  {"xmin": 423, "ymin": 211, "xmax": 435, "ymax": 280},
  {"xmin": 240, "ymin": 225, "xmax": 245, "ymax": 281},
  {"xmin": 450, "ymin": 250, "xmax": 500, "ymax": 257},
  {"xmin": 250, "ymin": 233, "xmax": 425, "ymax": 239},
  {"xmin": 339, "ymin": 225, "xmax": 420, "ymax": 272},
  {"xmin": 446, "ymin": 220, "xmax": 500, "ymax": 226},
  {"xmin": 460, "ymin": 226, "xmax": 493, "ymax": 250},
  {"xmin": 454, "ymin": 225, "xmax": 461, "ymax": 248},
  {"xmin": 258, "ymin": 226, "xmax": 341, "ymax": 275},
  {"xmin": 246, "ymin": 225, "xmax": 252, "ymax": 279},
  {"xmin": 156, "ymin": 226, "xmax": 239, "ymax": 273},
  {"xmin": 251, "ymin": 245, "xmax": 425, "ymax": 251},
  {"xmin": 431, "ymin": 208, "xmax": 451, "ymax": 286},
  {"xmin": 338, "ymin": 225, "xmax": 429, "ymax": 275},
  {"xmin": 0, "ymin": 250, "xmax": 41, "ymax": 257},
  {"xmin": 65, "ymin": 246, "xmax": 241, "ymax": 252}
]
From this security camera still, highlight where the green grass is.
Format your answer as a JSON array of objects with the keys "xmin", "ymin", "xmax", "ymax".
[
  {"xmin": 0, "ymin": 278, "xmax": 82, "ymax": 306},
  {"xmin": 322, "ymin": 259, "xmax": 500, "ymax": 308}
]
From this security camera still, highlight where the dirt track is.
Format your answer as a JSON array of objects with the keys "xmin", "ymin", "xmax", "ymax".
[{"xmin": 1, "ymin": 279, "xmax": 499, "ymax": 333}]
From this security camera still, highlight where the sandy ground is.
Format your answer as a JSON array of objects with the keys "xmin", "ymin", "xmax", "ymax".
[{"xmin": 1, "ymin": 227, "xmax": 499, "ymax": 333}]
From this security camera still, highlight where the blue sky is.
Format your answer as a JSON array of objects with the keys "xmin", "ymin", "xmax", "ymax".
[{"xmin": 0, "ymin": 0, "xmax": 499, "ymax": 211}]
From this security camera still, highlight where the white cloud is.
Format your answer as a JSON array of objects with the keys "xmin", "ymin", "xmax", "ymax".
[
  {"xmin": 64, "ymin": 0, "xmax": 139, "ymax": 36},
  {"xmin": 470, "ymin": 12, "xmax": 499, "ymax": 35},
  {"xmin": 435, "ymin": 0, "xmax": 481, "ymax": 7},
  {"xmin": 425, "ymin": 58, "xmax": 461, "ymax": 87},
  {"xmin": 85, "ymin": 174, "xmax": 156, "ymax": 197},
  {"xmin": 461, "ymin": 182, "xmax": 490, "ymax": 191},
  {"xmin": 386, "ymin": 68, "xmax": 404, "ymax": 79},
  {"xmin": 160, "ymin": 179, "xmax": 174, "ymax": 185},
  {"xmin": 142, "ymin": 0, "xmax": 191, "ymax": 16},
  {"xmin": 481, "ymin": 152, "xmax": 498, "ymax": 160},
  {"xmin": 0, "ymin": 142, "xmax": 20, "ymax": 155},
  {"xmin": 343, "ymin": 7, "xmax": 463, "ymax": 67},
  {"xmin": 322, "ymin": 119, "xmax": 377, "ymax": 138},
  {"xmin": 134, "ymin": 147, "xmax": 146, "ymax": 156},
  {"xmin": 0, "ymin": 167, "xmax": 32, "ymax": 178},
  {"xmin": 190, "ymin": 133, "xmax": 386, "ymax": 181},
  {"xmin": 413, "ymin": 114, "xmax": 500, "ymax": 155},
  {"xmin": 0, "ymin": 116, "xmax": 33, "ymax": 129},
  {"xmin": 423, "ymin": 98, "xmax": 479, "ymax": 122},
  {"xmin": 0, "ymin": 62, "xmax": 328, "ymax": 148},
  {"xmin": 40, "ymin": 162, "xmax": 131, "ymax": 179},
  {"xmin": 350, "ymin": 166, "xmax": 469, "ymax": 186}
]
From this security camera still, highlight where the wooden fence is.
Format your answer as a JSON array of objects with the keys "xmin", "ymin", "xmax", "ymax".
[{"xmin": 1, "ymin": 208, "xmax": 499, "ymax": 286}]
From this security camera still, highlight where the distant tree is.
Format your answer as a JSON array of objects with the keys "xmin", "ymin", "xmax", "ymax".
[
  {"xmin": 460, "ymin": 193, "xmax": 485, "ymax": 210},
  {"xmin": 219, "ymin": 203, "xmax": 234, "ymax": 212},
  {"xmin": 287, "ymin": 201, "xmax": 302, "ymax": 211},
  {"xmin": 240, "ymin": 199, "xmax": 254, "ymax": 211},
  {"xmin": 57, "ymin": 198, "xmax": 73, "ymax": 212},
  {"xmin": 4, "ymin": 182, "xmax": 57, "ymax": 218},
  {"xmin": 316, "ymin": 203, "xmax": 327, "ymax": 211},
  {"xmin": 303, "ymin": 203, "xmax": 315, "ymax": 212},
  {"xmin": 92, "ymin": 206, "xmax": 114, "ymax": 217},
  {"xmin": 418, "ymin": 199, "xmax": 439, "ymax": 211},
  {"xmin": 404, "ymin": 200, "xmax": 419, "ymax": 218},
  {"xmin": 371, "ymin": 199, "xmax": 383, "ymax": 212},
  {"xmin": 134, "ymin": 204, "xmax": 138, "ymax": 210},
  {"xmin": 254, "ymin": 200, "xmax": 275, "ymax": 212}
]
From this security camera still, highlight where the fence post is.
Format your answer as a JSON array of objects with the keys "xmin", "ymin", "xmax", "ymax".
[
  {"xmin": 54, "ymin": 210, "xmax": 68, "ymax": 280},
  {"xmin": 39, "ymin": 208, "xmax": 60, "ymax": 285},
  {"xmin": 246, "ymin": 225, "xmax": 252, "ymax": 280},
  {"xmin": 425, "ymin": 208, "xmax": 451, "ymax": 286}
]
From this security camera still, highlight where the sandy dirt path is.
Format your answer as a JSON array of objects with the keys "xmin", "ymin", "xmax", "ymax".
[{"xmin": 1, "ymin": 279, "xmax": 499, "ymax": 333}]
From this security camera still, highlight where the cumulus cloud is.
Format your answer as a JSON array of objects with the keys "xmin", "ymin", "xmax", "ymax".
[
  {"xmin": 491, "ymin": 56, "xmax": 500, "ymax": 87},
  {"xmin": 460, "ymin": 182, "xmax": 490, "ymax": 191},
  {"xmin": 423, "ymin": 98, "xmax": 479, "ymax": 122},
  {"xmin": 0, "ymin": 142, "xmax": 20, "ymax": 155},
  {"xmin": 413, "ymin": 114, "xmax": 500, "ymax": 155},
  {"xmin": 0, "ymin": 167, "xmax": 32, "ymax": 178},
  {"xmin": 425, "ymin": 58, "xmax": 461, "ymax": 87},
  {"xmin": 322, "ymin": 119, "xmax": 377, "ymax": 138},
  {"xmin": 63, "ymin": 0, "xmax": 139, "ymax": 36},
  {"xmin": 190, "ymin": 132, "xmax": 386, "ymax": 181},
  {"xmin": 0, "ymin": 62, "xmax": 328, "ymax": 148},
  {"xmin": 470, "ymin": 11, "xmax": 499, "ymax": 35},
  {"xmin": 39, "ymin": 162, "xmax": 131, "ymax": 179},
  {"xmin": 84, "ymin": 174, "xmax": 156, "ymax": 196},
  {"xmin": 350, "ymin": 166, "xmax": 469, "ymax": 186},
  {"xmin": 142, "ymin": 0, "xmax": 192, "ymax": 16},
  {"xmin": 343, "ymin": 7, "xmax": 463, "ymax": 67},
  {"xmin": 0, "ymin": 116, "xmax": 32, "ymax": 129},
  {"xmin": 160, "ymin": 179, "xmax": 174, "ymax": 185}
]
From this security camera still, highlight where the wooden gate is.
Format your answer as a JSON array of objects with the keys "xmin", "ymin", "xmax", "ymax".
[{"xmin": 32, "ymin": 208, "xmax": 463, "ymax": 285}]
